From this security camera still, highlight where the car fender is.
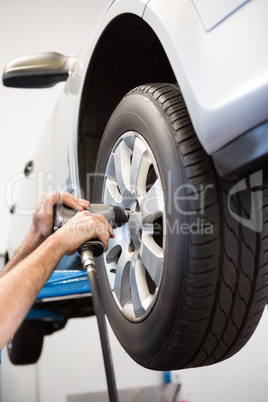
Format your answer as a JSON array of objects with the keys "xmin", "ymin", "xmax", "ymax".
[
  {"xmin": 143, "ymin": 0, "xmax": 268, "ymax": 154},
  {"xmin": 65, "ymin": 0, "xmax": 150, "ymax": 196}
]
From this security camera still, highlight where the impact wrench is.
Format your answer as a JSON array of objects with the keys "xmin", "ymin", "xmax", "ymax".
[{"xmin": 53, "ymin": 203, "xmax": 129, "ymax": 402}]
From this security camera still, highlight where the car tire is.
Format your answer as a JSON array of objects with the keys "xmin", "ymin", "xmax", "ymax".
[
  {"xmin": 8, "ymin": 320, "xmax": 44, "ymax": 365},
  {"xmin": 93, "ymin": 83, "xmax": 268, "ymax": 370}
]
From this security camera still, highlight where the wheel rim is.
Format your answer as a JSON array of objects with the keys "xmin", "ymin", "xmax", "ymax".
[{"xmin": 102, "ymin": 131, "xmax": 166, "ymax": 321}]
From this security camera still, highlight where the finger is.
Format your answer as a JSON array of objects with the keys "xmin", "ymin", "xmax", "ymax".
[
  {"xmin": 36, "ymin": 192, "xmax": 47, "ymax": 213},
  {"xmin": 92, "ymin": 222, "xmax": 112, "ymax": 251},
  {"xmin": 40, "ymin": 192, "xmax": 58, "ymax": 216},
  {"xmin": 59, "ymin": 192, "xmax": 89, "ymax": 211},
  {"xmin": 59, "ymin": 212, "xmax": 114, "ymax": 254},
  {"xmin": 92, "ymin": 214, "xmax": 115, "ymax": 238},
  {"xmin": 74, "ymin": 212, "xmax": 114, "ymax": 244},
  {"xmin": 77, "ymin": 198, "xmax": 90, "ymax": 209},
  {"xmin": 77, "ymin": 211, "xmax": 115, "ymax": 239}
]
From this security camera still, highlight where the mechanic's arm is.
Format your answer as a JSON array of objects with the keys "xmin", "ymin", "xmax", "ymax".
[
  {"xmin": 0, "ymin": 192, "xmax": 89, "ymax": 278},
  {"xmin": 0, "ymin": 209, "xmax": 114, "ymax": 349}
]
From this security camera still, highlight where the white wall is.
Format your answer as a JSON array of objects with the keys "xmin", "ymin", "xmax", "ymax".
[
  {"xmin": 1, "ymin": 1, "xmax": 268, "ymax": 402},
  {"xmin": 1, "ymin": 317, "xmax": 162, "ymax": 402},
  {"xmin": 0, "ymin": 1, "xmax": 162, "ymax": 400},
  {"xmin": 2, "ymin": 310, "xmax": 268, "ymax": 402}
]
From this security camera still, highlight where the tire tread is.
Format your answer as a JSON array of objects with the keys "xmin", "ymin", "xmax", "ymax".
[{"xmin": 130, "ymin": 83, "xmax": 268, "ymax": 370}]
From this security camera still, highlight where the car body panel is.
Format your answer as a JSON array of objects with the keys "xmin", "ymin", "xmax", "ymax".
[
  {"xmin": 4, "ymin": 0, "xmax": 268, "ymax": 310},
  {"xmin": 191, "ymin": 0, "xmax": 250, "ymax": 31},
  {"xmin": 6, "ymin": 88, "xmax": 73, "ymax": 254},
  {"xmin": 144, "ymin": 0, "xmax": 268, "ymax": 154}
]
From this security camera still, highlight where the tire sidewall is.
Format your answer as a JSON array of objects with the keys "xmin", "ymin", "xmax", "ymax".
[{"xmin": 94, "ymin": 92, "xmax": 188, "ymax": 362}]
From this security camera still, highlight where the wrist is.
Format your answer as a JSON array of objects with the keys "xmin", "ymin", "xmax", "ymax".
[
  {"xmin": 27, "ymin": 225, "xmax": 45, "ymax": 247},
  {"xmin": 48, "ymin": 230, "xmax": 68, "ymax": 257},
  {"xmin": 35, "ymin": 233, "xmax": 66, "ymax": 276}
]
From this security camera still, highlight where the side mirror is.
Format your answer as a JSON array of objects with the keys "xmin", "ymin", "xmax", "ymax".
[{"xmin": 2, "ymin": 52, "xmax": 77, "ymax": 88}]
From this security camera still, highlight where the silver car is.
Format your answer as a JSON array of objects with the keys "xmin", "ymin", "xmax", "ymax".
[{"xmin": 3, "ymin": 0, "xmax": 268, "ymax": 370}]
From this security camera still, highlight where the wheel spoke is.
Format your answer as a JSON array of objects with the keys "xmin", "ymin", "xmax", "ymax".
[
  {"xmin": 130, "ymin": 137, "xmax": 152, "ymax": 197},
  {"xmin": 129, "ymin": 257, "xmax": 153, "ymax": 317},
  {"xmin": 113, "ymin": 248, "xmax": 132, "ymax": 303},
  {"xmin": 140, "ymin": 233, "xmax": 164, "ymax": 285},
  {"xmin": 106, "ymin": 226, "xmax": 130, "ymax": 264},
  {"xmin": 104, "ymin": 178, "xmax": 122, "ymax": 206},
  {"xmin": 140, "ymin": 178, "xmax": 164, "ymax": 223},
  {"xmin": 113, "ymin": 139, "xmax": 132, "ymax": 197},
  {"xmin": 106, "ymin": 232, "xmax": 124, "ymax": 261}
]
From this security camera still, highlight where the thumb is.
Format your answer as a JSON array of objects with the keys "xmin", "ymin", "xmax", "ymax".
[{"xmin": 40, "ymin": 191, "xmax": 60, "ymax": 216}]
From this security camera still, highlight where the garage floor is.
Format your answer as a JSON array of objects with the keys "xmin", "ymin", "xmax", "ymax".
[{"xmin": 67, "ymin": 383, "xmax": 180, "ymax": 402}]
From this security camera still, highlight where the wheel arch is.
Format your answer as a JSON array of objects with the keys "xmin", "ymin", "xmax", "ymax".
[{"xmin": 77, "ymin": 13, "xmax": 176, "ymax": 196}]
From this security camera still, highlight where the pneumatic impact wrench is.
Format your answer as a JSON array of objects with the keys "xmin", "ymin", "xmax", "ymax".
[{"xmin": 54, "ymin": 203, "xmax": 130, "ymax": 402}]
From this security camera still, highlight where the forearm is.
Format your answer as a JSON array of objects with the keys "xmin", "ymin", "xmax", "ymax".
[
  {"xmin": 0, "ymin": 204, "xmax": 113, "ymax": 349},
  {"xmin": 1, "ymin": 192, "xmax": 90, "ymax": 278},
  {"xmin": 0, "ymin": 226, "xmax": 44, "ymax": 278},
  {"xmin": 0, "ymin": 233, "xmax": 65, "ymax": 349}
]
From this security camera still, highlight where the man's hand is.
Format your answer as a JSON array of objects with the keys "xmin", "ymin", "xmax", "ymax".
[
  {"xmin": 31, "ymin": 191, "xmax": 90, "ymax": 241},
  {"xmin": 53, "ymin": 210, "xmax": 115, "ymax": 255},
  {"xmin": 1, "ymin": 192, "xmax": 114, "ymax": 280},
  {"xmin": 0, "ymin": 193, "xmax": 115, "ymax": 347},
  {"xmin": 1, "ymin": 192, "xmax": 91, "ymax": 278}
]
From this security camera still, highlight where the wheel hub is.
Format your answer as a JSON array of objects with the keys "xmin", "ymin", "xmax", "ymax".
[
  {"xmin": 128, "ymin": 210, "xmax": 142, "ymax": 249},
  {"xmin": 102, "ymin": 131, "xmax": 166, "ymax": 321}
]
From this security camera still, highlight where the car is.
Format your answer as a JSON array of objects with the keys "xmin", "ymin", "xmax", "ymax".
[{"xmin": 3, "ymin": 0, "xmax": 268, "ymax": 370}]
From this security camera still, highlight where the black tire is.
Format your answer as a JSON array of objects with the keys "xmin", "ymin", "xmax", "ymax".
[
  {"xmin": 8, "ymin": 320, "xmax": 44, "ymax": 365},
  {"xmin": 93, "ymin": 83, "xmax": 268, "ymax": 370}
]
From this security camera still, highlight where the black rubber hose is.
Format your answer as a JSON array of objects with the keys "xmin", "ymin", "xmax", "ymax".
[{"xmin": 85, "ymin": 265, "xmax": 119, "ymax": 402}]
